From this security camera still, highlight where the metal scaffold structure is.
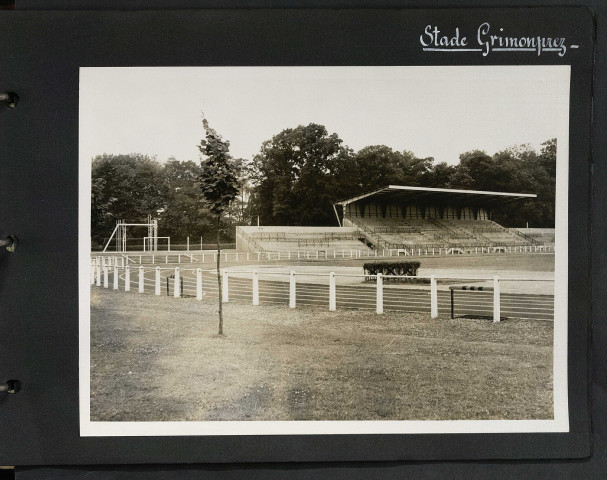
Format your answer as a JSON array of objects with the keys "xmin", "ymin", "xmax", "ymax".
[{"xmin": 103, "ymin": 215, "xmax": 159, "ymax": 253}]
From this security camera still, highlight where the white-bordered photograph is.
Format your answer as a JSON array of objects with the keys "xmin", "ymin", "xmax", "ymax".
[{"xmin": 79, "ymin": 65, "xmax": 569, "ymax": 436}]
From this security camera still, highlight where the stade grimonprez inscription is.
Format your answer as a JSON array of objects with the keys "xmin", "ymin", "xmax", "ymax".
[{"xmin": 420, "ymin": 22, "xmax": 578, "ymax": 56}]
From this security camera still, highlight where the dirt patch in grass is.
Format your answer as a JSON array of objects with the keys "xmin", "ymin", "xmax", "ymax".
[{"xmin": 90, "ymin": 287, "xmax": 553, "ymax": 422}]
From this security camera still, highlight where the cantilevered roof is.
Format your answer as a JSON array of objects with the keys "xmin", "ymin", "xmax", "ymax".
[{"xmin": 334, "ymin": 185, "xmax": 537, "ymax": 207}]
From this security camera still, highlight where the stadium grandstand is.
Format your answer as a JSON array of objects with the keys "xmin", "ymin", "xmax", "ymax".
[{"xmin": 237, "ymin": 185, "xmax": 545, "ymax": 254}]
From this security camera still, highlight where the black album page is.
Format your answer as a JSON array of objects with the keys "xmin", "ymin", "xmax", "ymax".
[{"xmin": 0, "ymin": 6, "xmax": 595, "ymax": 467}]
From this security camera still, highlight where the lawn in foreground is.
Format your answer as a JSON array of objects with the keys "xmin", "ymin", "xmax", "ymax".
[{"xmin": 90, "ymin": 288, "xmax": 553, "ymax": 422}]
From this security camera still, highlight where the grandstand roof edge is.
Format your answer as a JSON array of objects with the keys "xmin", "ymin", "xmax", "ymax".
[{"xmin": 334, "ymin": 185, "xmax": 537, "ymax": 206}]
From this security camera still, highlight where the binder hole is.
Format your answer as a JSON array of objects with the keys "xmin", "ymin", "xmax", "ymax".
[
  {"xmin": 1, "ymin": 235, "xmax": 18, "ymax": 252},
  {"xmin": 0, "ymin": 92, "xmax": 18, "ymax": 108},
  {"xmin": 1, "ymin": 380, "xmax": 21, "ymax": 394},
  {"xmin": 7, "ymin": 380, "xmax": 20, "ymax": 394},
  {"xmin": 5, "ymin": 235, "xmax": 18, "ymax": 252}
]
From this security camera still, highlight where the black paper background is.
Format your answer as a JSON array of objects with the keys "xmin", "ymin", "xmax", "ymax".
[{"xmin": 0, "ymin": 2, "xmax": 600, "ymax": 476}]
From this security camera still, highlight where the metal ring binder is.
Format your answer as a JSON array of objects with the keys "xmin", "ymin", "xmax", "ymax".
[
  {"xmin": 0, "ymin": 92, "xmax": 18, "ymax": 107},
  {"xmin": 0, "ymin": 235, "xmax": 17, "ymax": 252},
  {"xmin": 0, "ymin": 380, "xmax": 21, "ymax": 394}
]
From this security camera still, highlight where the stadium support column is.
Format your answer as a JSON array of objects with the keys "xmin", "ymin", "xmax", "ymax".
[{"xmin": 333, "ymin": 203, "xmax": 342, "ymax": 227}]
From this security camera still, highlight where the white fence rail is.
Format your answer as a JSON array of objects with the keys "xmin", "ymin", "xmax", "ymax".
[
  {"xmin": 91, "ymin": 244, "xmax": 554, "ymax": 267},
  {"xmin": 90, "ymin": 260, "xmax": 554, "ymax": 323}
]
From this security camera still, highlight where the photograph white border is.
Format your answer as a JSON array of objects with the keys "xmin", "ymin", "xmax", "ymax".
[{"xmin": 78, "ymin": 65, "xmax": 570, "ymax": 436}]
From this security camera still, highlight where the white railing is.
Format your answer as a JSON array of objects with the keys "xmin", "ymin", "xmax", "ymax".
[
  {"xmin": 90, "ymin": 244, "xmax": 555, "ymax": 267},
  {"xmin": 90, "ymin": 261, "xmax": 554, "ymax": 323}
]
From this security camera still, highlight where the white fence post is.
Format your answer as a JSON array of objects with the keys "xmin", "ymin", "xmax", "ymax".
[
  {"xmin": 121, "ymin": 256, "xmax": 125, "ymax": 267},
  {"xmin": 196, "ymin": 268, "xmax": 203, "ymax": 300},
  {"xmin": 376, "ymin": 273, "xmax": 383, "ymax": 314},
  {"xmin": 125, "ymin": 265, "xmax": 131, "ymax": 292},
  {"xmin": 252, "ymin": 270, "xmax": 259, "ymax": 306},
  {"xmin": 493, "ymin": 276, "xmax": 501, "ymax": 323},
  {"xmin": 155, "ymin": 267, "xmax": 161, "ymax": 295},
  {"xmin": 222, "ymin": 270, "xmax": 229, "ymax": 303},
  {"xmin": 430, "ymin": 275, "xmax": 438, "ymax": 318},
  {"xmin": 113, "ymin": 265, "xmax": 119, "ymax": 290},
  {"xmin": 96, "ymin": 265, "xmax": 101, "ymax": 286},
  {"xmin": 90, "ymin": 263, "xmax": 95, "ymax": 285},
  {"xmin": 138, "ymin": 266, "xmax": 144, "ymax": 293},
  {"xmin": 174, "ymin": 267, "xmax": 180, "ymax": 298},
  {"xmin": 329, "ymin": 272, "xmax": 336, "ymax": 311},
  {"xmin": 289, "ymin": 271, "xmax": 296, "ymax": 309},
  {"xmin": 103, "ymin": 267, "xmax": 108, "ymax": 288}
]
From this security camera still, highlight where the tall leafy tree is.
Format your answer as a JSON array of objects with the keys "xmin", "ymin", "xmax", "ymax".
[
  {"xmin": 161, "ymin": 159, "xmax": 216, "ymax": 242},
  {"xmin": 351, "ymin": 146, "xmax": 434, "ymax": 192},
  {"xmin": 91, "ymin": 154, "xmax": 165, "ymax": 249},
  {"xmin": 198, "ymin": 118, "xmax": 241, "ymax": 336},
  {"xmin": 448, "ymin": 142, "xmax": 557, "ymax": 227},
  {"xmin": 250, "ymin": 123, "xmax": 354, "ymax": 226}
]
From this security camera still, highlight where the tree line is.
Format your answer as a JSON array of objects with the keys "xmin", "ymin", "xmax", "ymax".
[{"xmin": 91, "ymin": 123, "xmax": 556, "ymax": 248}]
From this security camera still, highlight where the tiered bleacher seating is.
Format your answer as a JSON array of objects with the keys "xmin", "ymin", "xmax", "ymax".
[
  {"xmin": 249, "ymin": 231, "xmax": 373, "ymax": 254},
  {"xmin": 349, "ymin": 216, "xmax": 539, "ymax": 251}
]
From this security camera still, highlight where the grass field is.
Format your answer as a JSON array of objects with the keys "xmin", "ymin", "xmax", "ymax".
[{"xmin": 90, "ymin": 287, "xmax": 553, "ymax": 422}]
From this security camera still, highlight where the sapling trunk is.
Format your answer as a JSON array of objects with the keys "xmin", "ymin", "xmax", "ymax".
[{"xmin": 216, "ymin": 215, "xmax": 223, "ymax": 335}]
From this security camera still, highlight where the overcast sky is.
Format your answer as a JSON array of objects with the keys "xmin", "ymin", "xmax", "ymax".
[{"xmin": 80, "ymin": 66, "xmax": 569, "ymax": 166}]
